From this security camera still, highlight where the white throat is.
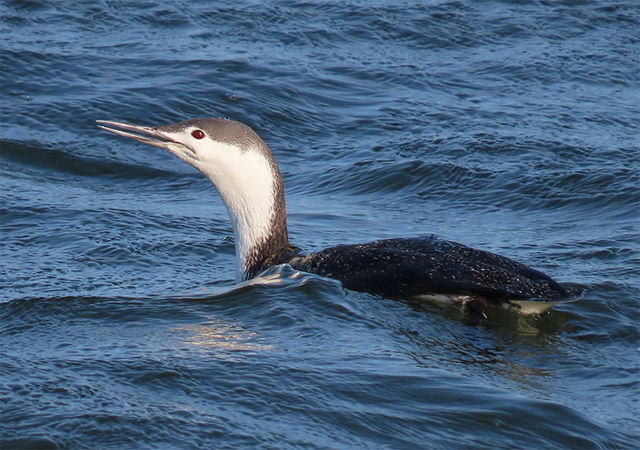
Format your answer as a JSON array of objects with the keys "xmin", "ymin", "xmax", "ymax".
[
  {"xmin": 97, "ymin": 117, "xmax": 290, "ymax": 280},
  {"xmin": 194, "ymin": 142, "xmax": 278, "ymax": 280}
]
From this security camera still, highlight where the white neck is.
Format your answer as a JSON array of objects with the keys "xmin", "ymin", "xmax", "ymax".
[{"xmin": 195, "ymin": 143, "xmax": 284, "ymax": 280}]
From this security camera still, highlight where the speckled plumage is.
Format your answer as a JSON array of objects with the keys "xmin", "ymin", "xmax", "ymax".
[
  {"xmin": 99, "ymin": 117, "xmax": 579, "ymax": 311},
  {"xmin": 286, "ymin": 236, "xmax": 575, "ymax": 304}
]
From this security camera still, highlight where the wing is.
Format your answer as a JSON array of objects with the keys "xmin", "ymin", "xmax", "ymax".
[{"xmin": 289, "ymin": 236, "xmax": 574, "ymax": 303}]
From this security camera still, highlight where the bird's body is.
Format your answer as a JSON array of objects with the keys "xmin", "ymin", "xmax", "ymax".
[{"xmin": 97, "ymin": 117, "xmax": 580, "ymax": 314}]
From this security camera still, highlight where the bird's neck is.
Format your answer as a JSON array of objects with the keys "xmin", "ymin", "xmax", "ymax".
[
  {"xmin": 234, "ymin": 173, "xmax": 290, "ymax": 280},
  {"xmin": 200, "ymin": 148, "xmax": 290, "ymax": 280}
]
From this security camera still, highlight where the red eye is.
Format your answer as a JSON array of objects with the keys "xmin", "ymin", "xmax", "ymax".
[{"xmin": 191, "ymin": 129, "xmax": 205, "ymax": 139}]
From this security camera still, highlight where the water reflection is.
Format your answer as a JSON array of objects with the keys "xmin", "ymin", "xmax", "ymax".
[
  {"xmin": 172, "ymin": 320, "xmax": 273, "ymax": 353},
  {"xmin": 396, "ymin": 304, "xmax": 572, "ymax": 393}
]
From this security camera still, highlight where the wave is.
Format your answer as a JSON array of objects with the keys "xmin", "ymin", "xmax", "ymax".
[
  {"xmin": 1, "ymin": 139, "xmax": 188, "ymax": 182},
  {"xmin": 299, "ymin": 154, "xmax": 638, "ymax": 211}
]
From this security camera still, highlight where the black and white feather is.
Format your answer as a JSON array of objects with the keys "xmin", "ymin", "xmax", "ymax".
[{"xmin": 98, "ymin": 117, "xmax": 581, "ymax": 314}]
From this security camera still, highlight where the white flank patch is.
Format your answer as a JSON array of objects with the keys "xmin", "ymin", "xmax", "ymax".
[
  {"xmin": 508, "ymin": 299, "xmax": 575, "ymax": 315},
  {"xmin": 410, "ymin": 294, "xmax": 568, "ymax": 315},
  {"xmin": 410, "ymin": 294, "xmax": 473, "ymax": 308}
]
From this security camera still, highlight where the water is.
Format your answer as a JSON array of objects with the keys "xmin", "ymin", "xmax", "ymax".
[{"xmin": 2, "ymin": 0, "xmax": 639, "ymax": 448}]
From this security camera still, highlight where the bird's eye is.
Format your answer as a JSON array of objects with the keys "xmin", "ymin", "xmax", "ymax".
[{"xmin": 191, "ymin": 129, "xmax": 205, "ymax": 139}]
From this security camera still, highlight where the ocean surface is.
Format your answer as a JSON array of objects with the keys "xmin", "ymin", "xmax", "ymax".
[{"xmin": 2, "ymin": 0, "xmax": 639, "ymax": 448}]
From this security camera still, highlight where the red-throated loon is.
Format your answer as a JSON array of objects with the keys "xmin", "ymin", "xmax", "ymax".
[{"xmin": 97, "ymin": 118, "xmax": 581, "ymax": 315}]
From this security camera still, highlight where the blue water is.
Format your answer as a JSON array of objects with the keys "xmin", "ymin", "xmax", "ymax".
[{"xmin": 2, "ymin": 0, "xmax": 639, "ymax": 448}]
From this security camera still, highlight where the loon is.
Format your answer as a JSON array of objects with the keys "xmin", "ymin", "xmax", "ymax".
[{"xmin": 97, "ymin": 117, "xmax": 580, "ymax": 315}]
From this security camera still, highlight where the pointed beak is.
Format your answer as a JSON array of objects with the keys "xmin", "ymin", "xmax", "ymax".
[{"xmin": 97, "ymin": 120, "xmax": 196, "ymax": 159}]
